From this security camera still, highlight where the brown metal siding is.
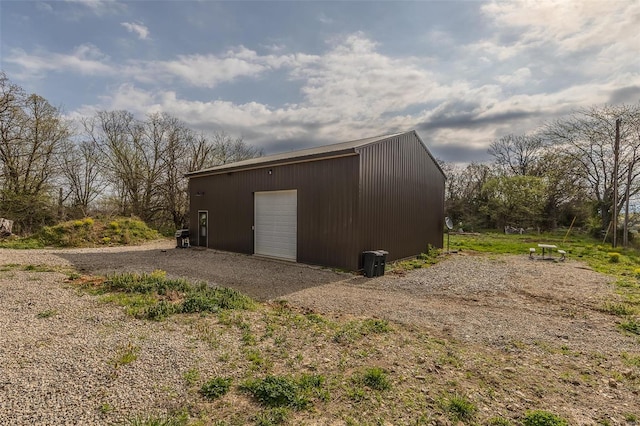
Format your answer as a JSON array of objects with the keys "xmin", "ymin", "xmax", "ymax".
[
  {"xmin": 189, "ymin": 155, "xmax": 361, "ymax": 270},
  {"xmin": 357, "ymin": 132, "xmax": 445, "ymax": 265}
]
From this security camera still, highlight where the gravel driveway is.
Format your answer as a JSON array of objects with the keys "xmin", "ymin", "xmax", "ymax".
[
  {"xmin": 1, "ymin": 241, "xmax": 639, "ymax": 424},
  {"xmin": 2, "ymin": 240, "xmax": 634, "ymax": 355}
]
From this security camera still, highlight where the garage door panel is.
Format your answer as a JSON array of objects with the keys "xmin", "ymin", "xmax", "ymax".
[{"xmin": 254, "ymin": 190, "xmax": 297, "ymax": 260}]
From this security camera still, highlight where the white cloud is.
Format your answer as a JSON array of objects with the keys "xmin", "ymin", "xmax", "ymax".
[
  {"xmin": 6, "ymin": 44, "xmax": 114, "ymax": 78},
  {"xmin": 64, "ymin": 0, "xmax": 126, "ymax": 16},
  {"xmin": 475, "ymin": 1, "xmax": 640, "ymax": 69},
  {"xmin": 495, "ymin": 67, "xmax": 533, "ymax": 87},
  {"xmin": 121, "ymin": 21, "xmax": 150, "ymax": 40}
]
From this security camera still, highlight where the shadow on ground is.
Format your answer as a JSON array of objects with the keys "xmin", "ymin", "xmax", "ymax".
[{"xmin": 55, "ymin": 245, "xmax": 355, "ymax": 301}]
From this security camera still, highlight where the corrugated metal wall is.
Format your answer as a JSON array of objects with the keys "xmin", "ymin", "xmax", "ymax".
[
  {"xmin": 188, "ymin": 131, "xmax": 445, "ymax": 271},
  {"xmin": 189, "ymin": 155, "xmax": 361, "ymax": 270},
  {"xmin": 356, "ymin": 132, "xmax": 445, "ymax": 265}
]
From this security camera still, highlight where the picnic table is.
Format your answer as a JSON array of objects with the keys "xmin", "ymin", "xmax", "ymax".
[
  {"xmin": 538, "ymin": 244, "xmax": 557, "ymax": 259},
  {"xmin": 529, "ymin": 244, "xmax": 566, "ymax": 261}
]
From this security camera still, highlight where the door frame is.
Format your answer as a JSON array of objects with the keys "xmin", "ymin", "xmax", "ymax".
[{"xmin": 197, "ymin": 210, "xmax": 208, "ymax": 247}]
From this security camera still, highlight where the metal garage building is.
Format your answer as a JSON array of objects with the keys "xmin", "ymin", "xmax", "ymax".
[{"xmin": 186, "ymin": 130, "xmax": 445, "ymax": 271}]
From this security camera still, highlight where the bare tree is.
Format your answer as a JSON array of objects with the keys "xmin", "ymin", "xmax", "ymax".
[
  {"xmin": 488, "ymin": 133, "xmax": 545, "ymax": 176},
  {"xmin": 0, "ymin": 73, "xmax": 70, "ymax": 233},
  {"xmin": 545, "ymin": 103, "xmax": 640, "ymax": 231},
  {"xmin": 58, "ymin": 138, "xmax": 106, "ymax": 217},
  {"xmin": 210, "ymin": 131, "xmax": 263, "ymax": 165}
]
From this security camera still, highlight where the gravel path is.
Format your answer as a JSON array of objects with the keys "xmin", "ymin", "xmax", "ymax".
[{"xmin": 1, "ymin": 243, "xmax": 638, "ymax": 424}]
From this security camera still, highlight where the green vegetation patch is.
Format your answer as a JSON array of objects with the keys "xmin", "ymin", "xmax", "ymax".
[
  {"xmin": 445, "ymin": 393, "xmax": 477, "ymax": 422},
  {"xmin": 199, "ymin": 377, "xmax": 232, "ymax": 400},
  {"xmin": 72, "ymin": 270, "xmax": 255, "ymax": 320},
  {"xmin": 522, "ymin": 410, "xmax": 569, "ymax": 426},
  {"xmin": 0, "ymin": 217, "xmax": 161, "ymax": 248},
  {"xmin": 241, "ymin": 374, "xmax": 326, "ymax": 410},
  {"xmin": 333, "ymin": 318, "xmax": 391, "ymax": 344}
]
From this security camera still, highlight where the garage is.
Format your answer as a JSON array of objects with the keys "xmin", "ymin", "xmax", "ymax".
[
  {"xmin": 187, "ymin": 130, "xmax": 445, "ymax": 271},
  {"xmin": 254, "ymin": 190, "xmax": 297, "ymax": 261}
]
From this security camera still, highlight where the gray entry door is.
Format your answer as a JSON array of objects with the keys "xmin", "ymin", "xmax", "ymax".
[{"xmin": 198, "ymin": 210, "xmax": 208, "ymax": 247}]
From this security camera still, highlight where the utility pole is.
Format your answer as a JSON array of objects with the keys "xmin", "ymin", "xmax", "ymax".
[
  {"xmin": 612, "ymin": 118, "xmax": 621, "ymax": 248},
  {"xmin": 624, "ymin": 160, "xmax": 631, "ymax": 247}
]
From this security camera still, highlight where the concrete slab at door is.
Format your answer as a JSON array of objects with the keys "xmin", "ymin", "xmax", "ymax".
[{"xmin": 254, "ymin": 190, "xmax": 297, "ymax": 261}]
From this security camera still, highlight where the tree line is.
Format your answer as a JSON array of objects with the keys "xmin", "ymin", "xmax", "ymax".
[
  {"xmin": 2, "ymin": 71, "xmax": 638, "ymax": 238},
  {"xmin": 0, "ymin": 72, "xmax": 262, "ymax": 234},
  {"xmin": 443, "ymin": 103, "xmax": 640, "ymax": 239}
]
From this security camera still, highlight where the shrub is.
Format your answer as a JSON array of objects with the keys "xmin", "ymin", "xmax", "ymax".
[
  {"xmin": 199, "ymin": 377, "xmax": 232, "ymax": 400},
  {"xmin": 522, "ymin": 410, "xmax": 569, "ymax": 426},
  {"xmin": 608, "ymin": 252, "xmax": 621, "ymax": 263}
]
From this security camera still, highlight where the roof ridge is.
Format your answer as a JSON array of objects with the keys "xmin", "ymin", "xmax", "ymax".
[{"xmin": 186, "ymin": 130, "xmax": 413, "ymax": 177}]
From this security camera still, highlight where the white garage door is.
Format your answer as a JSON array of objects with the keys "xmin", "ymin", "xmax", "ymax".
[{"xmin": 254, "ymin": 190, "xmax": 297, "ymax": 261}]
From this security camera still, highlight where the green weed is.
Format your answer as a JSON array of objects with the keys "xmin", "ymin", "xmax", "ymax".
[
  {"xmin": 199, "ymin": 377, "xmax": 232, "ymax": 400},
  {"xmin": 77, "ymin": 271, "xmax": 255, "ymax": 321},
  {"xmin": 600, "ymin": 302, "xmax": 635, "ymax": 316},
  {"xmin": 619, "ymin": 318, "xmax": 640, "ymax": 335},
  {"xmin": 333, "ymin": 318, "xmax": 390, "ymax": 344},
  {"xmin": 253, "ymin": 407, "xmax": 290, "ymax": 426},
  {"xmin": 485, "ymin": 417, "xmax": 512, "ymax": 426},
  {"xmin": 621, "ymin": 352, "xmax": 640, "ymax": 367},
  {"xmin": 36, "ymin": 309, "xmax": 57, "ymax": 318},
  {"xmin": 522, "ymin": 410, "xmax": 569, "ymax": 426},
  {"xmin": 110, "ymin": 343, "xmax": 140, "ymax": 369},
  {"xmin": 242, "ymin": 374, "xmax": 325, "ymax": 410},
  {"xmin": 446, "ymin": 393, "xmax": 477, "ymax": 422},
  {"xmin": 127, "ymin": 411, "xmax": 189, "ymax": 426},
  {"xmin": 362, "ymin": 367, "xmax": 391, "ymax": 391},
  {"xmin": 182, "ymin": 368, "xmax": 200, "ymax": 386}
]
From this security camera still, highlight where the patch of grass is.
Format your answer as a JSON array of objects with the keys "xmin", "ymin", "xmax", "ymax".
[
  {"xmin": 608, "ymin": 252, "xmax": 621, "ymax": 263},
  {"xmin": 199, "ymin": 377, "xmax": 232, "ymax": 400},
  {"xmin": 182, "ymin": 368, "xmax": 200, "ymax": 386},
  {"xmin": 110, "ymin": 342, "xmax": 140, "ymax": 369},
  {"xmin": 599, "ymin": 302, "xmax": 636, "ymax": 316},
  {"xmin": 445, "ymin": 393, "xmax": 477, "ymax": 422},
  {"xmin": 0, "ymin": 236, "xmax": 44, "ymax": 249},
  {"xmin": 485, "ymin": 417, "xmax": 512, "ymax": 426},
  {"xmin": 241, "ymin": 374, "xmax": 325, "ymax": 410},
  {"xmin": 390, "ymin": 246, "xmax": 441, "ymax": 272},
  {"xmin": 361, "ymin": 367, "xmax": 391, "ymax": 391},
  {"xmin": 99, "ymin": 402, "xmax": 114, "ymax": 414},
  {"xmin": 253, "ymin": 407, "xmax": 290, "ymax": 426},
  {"xmin": 127, "ymin": 411, "xmax": 189, "ymax": 426},
  {"xmin": 333, "ymin": 318, "xmax": 391, "ymax": 344},
  {"xmin": 621, "ymin": 352, "xmax": 640, "ymax": 367},
  {"xmin": 36, "ymin": 309, "xmax": 57, "ymax": 318},
  {"xmin": 73, "ymin": 271, "xmax": 255, "ymax": 321},
  {"xmin": 522, "ymin": 410, "xmax": 569, "ymax": 426},
  {"xmin": 23, "ymin": 264, "xmax": 54, "ymax": 272},
  {"xmin": 619, "ymin": 318, "xmax": 640, "ymax": 335}
]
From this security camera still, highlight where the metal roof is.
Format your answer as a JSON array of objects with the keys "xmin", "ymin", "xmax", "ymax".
[{"xmin": 185, "ymin": 130, "xmax": 411, "ymax": 177}]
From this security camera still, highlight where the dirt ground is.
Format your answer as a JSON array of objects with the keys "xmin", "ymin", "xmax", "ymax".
[{"xmin": 2, "ymin": 241, "xmax": 639, "ymax": 423}]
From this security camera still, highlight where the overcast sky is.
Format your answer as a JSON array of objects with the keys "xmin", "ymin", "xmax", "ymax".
[{"xmin": 1, "ymin": 1, "xmax": 639, "ymax": 164}]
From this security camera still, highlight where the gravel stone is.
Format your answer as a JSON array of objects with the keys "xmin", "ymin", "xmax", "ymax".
[{"xmin": 1, "ymin": 242, "xmax": 638, "ymax": 423}]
